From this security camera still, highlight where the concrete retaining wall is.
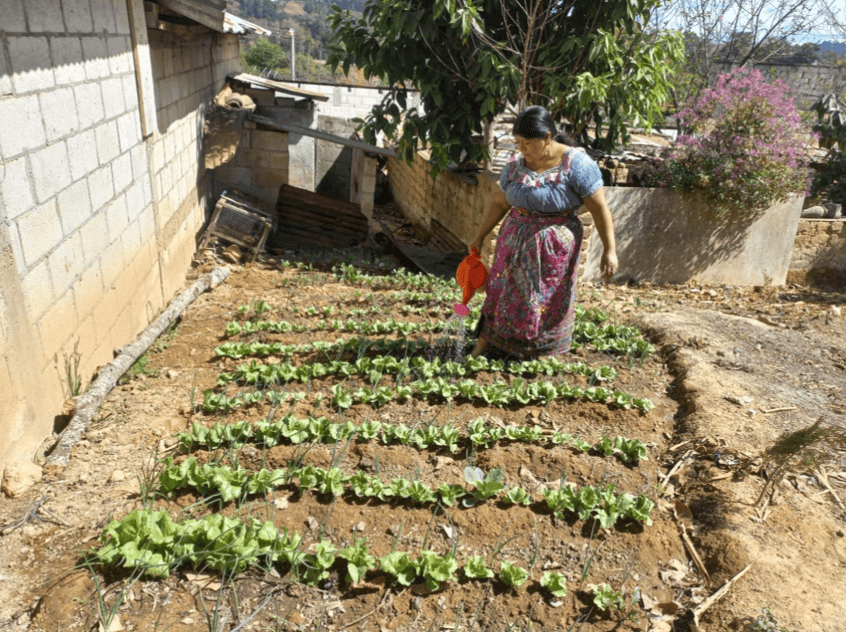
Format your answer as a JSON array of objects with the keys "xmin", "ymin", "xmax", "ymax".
[
  {"xmin": 0, "ymin": 0, "xmax": 241, "ymax": 472},
  {"xmin": 788, "ymin": 218, "xmax": 846, "ymax": 285},
  {"xmin": 581, "ymin": 189, "xmax": 804, "ymax": 286},
  {"xmin": 282, "ymin": 81, "xmax": 423, "ymax": 121}
]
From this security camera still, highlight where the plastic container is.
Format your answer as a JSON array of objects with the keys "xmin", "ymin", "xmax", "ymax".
[{"xmin": 454, "ymin": 247, "xmax": 488, "ymax": 316}]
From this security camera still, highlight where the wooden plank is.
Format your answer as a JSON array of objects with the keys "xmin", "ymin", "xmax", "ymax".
[
  {"xmin": 126, "ymin": 0, "xmax": 157, "ymax": 137},
  {"xmin": 231, "ymin": 73, "xmax": 330, "ymax": 101},
  {"xmin": 278, "ymin": 185, "xmax": 366, "ymax": 215},
  {"xmin": 250, "ymin": 114, "xmax": 398, "ymax": 158}
]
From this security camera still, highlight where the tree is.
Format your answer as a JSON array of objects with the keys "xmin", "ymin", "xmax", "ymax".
[
  {"xmin": 653, "ymin": 0, "xmax": 840, "ymax": 118},
  {"xmin": 244, "ymin": 38, "xmax": 287, "ymax": 72},
  {"xmin": 327, "ymin": 0, "xmax": 683, "ymax": 174}
]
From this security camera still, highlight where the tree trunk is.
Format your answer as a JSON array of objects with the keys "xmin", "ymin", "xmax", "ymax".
[{"xmin": 42, "ymin": 267, "xmax": 231, "ymax": 476}]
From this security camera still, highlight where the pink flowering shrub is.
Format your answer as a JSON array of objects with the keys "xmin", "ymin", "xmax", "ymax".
[{"xmin": 645, "ymin": 66, "xmax": 812, "ymax": 213}]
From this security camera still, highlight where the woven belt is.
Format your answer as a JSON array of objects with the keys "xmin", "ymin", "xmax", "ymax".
[{"xmin": 513, "ymin": 206, "xmax": 573, "ymax": 217}]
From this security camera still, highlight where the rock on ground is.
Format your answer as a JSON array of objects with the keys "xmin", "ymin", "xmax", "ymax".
[{"xmin": 2, "ymin": 460, "xmax": 43, "ymax": 498}]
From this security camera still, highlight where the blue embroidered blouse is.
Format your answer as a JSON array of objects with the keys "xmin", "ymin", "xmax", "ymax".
[{"xmin": 499, "ymin": 148, "xmax": 604, "ymax": 214}]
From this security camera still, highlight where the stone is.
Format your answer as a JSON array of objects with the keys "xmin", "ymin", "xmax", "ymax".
[
  {"xmin": 801, "ymin": 206, "xmax": 826, "ymax": 218},
  {"xmin": 166, "ymin": 369, "xmax": 179, "ymax": 379},
  {"xmin": 108, "ymin": 470, "xmax": 126, "ymax": 483},
  {"xmin": 2, "ymin": 461, "xmax": 43, "ymax": 498},
  {"xmin": 823, "ymin": 202, "xmax": 842, "ymax": 219}
]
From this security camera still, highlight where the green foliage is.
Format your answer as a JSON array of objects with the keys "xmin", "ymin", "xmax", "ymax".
[
  {"xmin": 498, "ymin": 561, "xmax": 529, "ymax": 588},
  {"xmin": 810, "ymin": 94, "xmax": 846, "ymax": 204},
  {"xmin": 540, "ymin": 571, "xmax": 568, "ymax": 597},
  {"xmin": 463, "ymin": 555, "xmax": 495, "ymax": 579},
  {"xmin": 415, "ymin": 550, "xmax": 459, "ymax": 591},
  {"xmin": 338, "ymin": 538, "xmax": 377, "ymax": 584},
  {"xmin": 588, "ymin": 583, "xmax": 625, "ymax": 611},
  {"xmin": 326, "ymin": 0, "xmax": 683, "ymax": 173},
  {"xmin": 753, "ymin": 606, "xmax": 798, "ymax": 632},
  {"xmin": 244, "ymin": 39, "xmax": 286, "ymax": 73},
  {"xmin": 380, "ymin": 551, "xmax": 417, "ymax": 586}
]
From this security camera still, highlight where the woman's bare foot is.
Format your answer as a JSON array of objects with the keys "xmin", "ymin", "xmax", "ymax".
[{"xmin": 471, "ymin": 338, "xmax": 489, "ymax": 358}]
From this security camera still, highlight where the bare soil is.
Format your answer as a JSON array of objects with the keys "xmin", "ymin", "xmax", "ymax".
[{"xmin": 1, "ymin": 251, "xmax": 845, "ymax": 632}]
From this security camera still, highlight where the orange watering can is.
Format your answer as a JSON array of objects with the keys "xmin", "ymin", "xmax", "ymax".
[{"xmin": 454, "ymin": 247, "xmax": 488, "ymax": 317}]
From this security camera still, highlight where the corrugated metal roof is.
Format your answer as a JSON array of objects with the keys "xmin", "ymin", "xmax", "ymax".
[
  {"xmin": 223, "ymin": 12, "xmax": 271, "ymax": 35},
  {"xmin": 157, "ymin": 0, "xmax": 225, "ymax": 32},
  {"xmin": 230, "ymin": 73, "xmax": 331, "ymax": 102}
]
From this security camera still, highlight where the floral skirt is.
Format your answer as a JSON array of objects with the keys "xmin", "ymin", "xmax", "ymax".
[{"xmin": 478, "ymin": 207, "xmax": 583, "ymax": 357}]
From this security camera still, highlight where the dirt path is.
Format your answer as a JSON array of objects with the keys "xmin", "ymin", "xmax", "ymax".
[{"xmin": 0, "ymin": 253, "xmax": 844, "ymax": 632}]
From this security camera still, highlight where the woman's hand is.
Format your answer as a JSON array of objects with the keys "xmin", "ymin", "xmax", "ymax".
[{"xmin": 601, "ymin": 250, "xmax": 618, "ymax": 279}]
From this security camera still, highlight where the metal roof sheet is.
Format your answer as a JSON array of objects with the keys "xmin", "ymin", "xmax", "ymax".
[
  {"xmin": 223, "ymin": 12, "xmax": 271, "ymax": 35},
  {"xmin": 230, "ymin": 73, "xmax": 331, "ymax": 102}
]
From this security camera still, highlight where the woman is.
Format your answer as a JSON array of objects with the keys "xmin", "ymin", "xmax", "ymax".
[{"xmin": 469, "ymin": 106, "xmax": 618, "ymax": 359}]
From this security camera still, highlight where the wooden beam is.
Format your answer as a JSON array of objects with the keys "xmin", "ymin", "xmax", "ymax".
[
  {"xmin": 231, "ymin": 73, "xmax": 330, "ymax": 102},
  {"xmin": 248, "ymin": 114, "xmax": 398, "ymax": 158},
  {"xmin": 126, "ymin": 0, "xmax": 157, "ymax": 137}
]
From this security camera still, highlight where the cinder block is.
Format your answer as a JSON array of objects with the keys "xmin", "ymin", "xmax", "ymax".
[
  {"xmin": 162, "ymin": 49, "xmax": 174, "ymax": 78},
  {"xmin": 57, "ymin": 178, "xmax": 92, "ymax": 235},
  {"xmin": 50, "ymin": 37, "xmax": 86, "ymax": 85},
  {"xmin": 38, "ymin": 287, "xmax": 78, "ymax": 358},
  {"xmin": 120, "ymin": 219, "xmax": 143, "ymax": 265},
  {"xmin": 3, "ymin": 0, "xmax": 27, "ymax": 32},
  {"xmin": 98, "ymin": 238, "xmax": 125, "ymax": 288},
  {"xmin": 0, "ymin": 91, "xmax": 48, "ymax": 158},
  {"xmin": 251, "ymin": 130, "xmax": 287, "ymax": 151},
  {"xmin": 129, "ymin": 143, "xmax": 148, "ymax": 180},
  {"xmin": 0, "ymin": 156, "xmax": 35, "ymax": 221},
  {"xmin": 164, "ymin": 131, "xmax": 176, "ymax": 163},
  {"xmin": 113, "ymin": 0, "xmax": 131, "ymax": 35},
  {"xmin": 94, "ymin": 120, "xmax": 120, "ymax": 164},
  {"xmin": 89, "ymin": 0, "xmax": 117, "ymax": 34},
  {"xmin": 73, "ymin": 82, "xmax": 106, "ymax": 130},
  {"xmin": 159, "ymin": 162, "xmax": 173, "ymax": 196},
  {"xmin": 107, "ymin": 36, "xmax": 132, "ymax": 75},
  {"xmin": 30, "ymin": 142, "xmax": 72, "ymax": 204},
  {"xmin": 62, "ymin": 0, "xmax": 93, "ymax": 32},
  {"xmin": 151, "ymin": 140, "xmax": 164, "ymax": 174},
  {"xmin": 138, "ymin": 204, "xmax": 156, "ymax": 243},
  {"xmin": 112, "ymin": 152, "xmax": 133, "ymax": 193},
  {"xmin": 17, "ymin": 199, "xmax": 63, "ymax": 266},
  {"xmin": 40, "ymin": 86, "xmax": 80, "ymax": 142},
  {"xmin": 9, "ymin": 224, "xmax": 26, "ymax": 273},
  {"xmin": 122, "ymin": 75, "xmax": 139, "ymax": 112},
  {"xmin": 101, "ymin": 76, "xmax": 126, "ymax": 119},
  {"xmin": 87, "ymin": 163, "xmax": 115, "ymax": 211},
  {"xmin": 253, "ymin": 169, "xmax": 288, "ymax": 186},
  {"xmin": 47, "ymin": 231, "xmax": 85, "ymax": 294},
  {"xmin": 66, "ymin": 129, "xmax": 99, "ymax": 181},
  {"xmin": 78, "ymin": 211, "xmax": 108, "ymax": 264},
  {"xmin": 67, "ymin": 313, "xmax": 100, "ymax": 368},
  {"xmin": 21, "ymin": 259, "xmax": 55, "ymax": 320},
  {"xmin": 91, "ymin": 286, "xmax": 120, "ymax": 339},
  {"xmin": 105, "ymin": 193, "xmax": 129, "ymax": 243},
  {"xmin": 25, "ymin": 0, "xmax": 66, "ymax": 32},
  {"xmin": 81, "ymin": 36, "xmax": 110, "ymax": 80}
]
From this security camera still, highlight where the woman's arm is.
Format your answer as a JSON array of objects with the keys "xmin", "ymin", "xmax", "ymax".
[
  {"xmin": 583, "ymin": 187, "xmax": 618, "ymax": 279},
  {"xmin": 469, "ymin": 190, "xmax": 511, "ymax": 254}
]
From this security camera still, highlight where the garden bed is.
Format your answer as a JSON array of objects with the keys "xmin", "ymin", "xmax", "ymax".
[{"xmin": 1, "ymin": 251, "xmax": 844, "ymax": 632}]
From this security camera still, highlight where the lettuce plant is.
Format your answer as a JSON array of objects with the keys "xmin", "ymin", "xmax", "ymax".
[
  {"xmin": 540, "ymin": 572, "xmax": 567, "ymax": 597},
  {"xmin": 463, "ymin": 555, "xmax": 494, "ymax": 579},
  {"xmin": 499, "ymin": 561, "xmax": 529, "ymax": 588}
]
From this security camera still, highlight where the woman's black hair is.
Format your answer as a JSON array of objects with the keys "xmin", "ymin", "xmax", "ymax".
[{"xmin": 513, "ymin": 105, "xmax": 580, "ymax": 147}]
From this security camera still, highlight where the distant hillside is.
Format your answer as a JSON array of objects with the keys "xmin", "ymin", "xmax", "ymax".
[{"xmin": 819, "ymin": 40, "xmax": 846, "ymax": 56}]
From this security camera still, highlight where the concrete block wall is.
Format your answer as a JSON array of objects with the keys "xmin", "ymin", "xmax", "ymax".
[
  {"xmin": 315, "ymin": 115, "xmax": 358, "ymax": 200},
  {"xmin": 349, "ymin": 147, "xmax": 377, "ymax": 226},
  {"xmin": 284, "ymin": 81, "xmax": 424, "ymax": 121},
  {"xmin": 711, "ymin": 62, "xmax": 846, "ymax": 109},
  {"xmin": 788, "ymin": 218, "xmax": 846, "ymax": 284},
  {"xmin": 147, "ymin": 29, "xmax": 240, "ymax": 300},
  {"xmin": 387, "ymin": 150, "xmax": 507, "ymax": 270},
  {"xmin": 211, "ymin": 124, "xmax": 290, "ymax": 209},
  {"xmin": 0, "ymin": 0, "xmax": 243, "ymax": 472}
]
